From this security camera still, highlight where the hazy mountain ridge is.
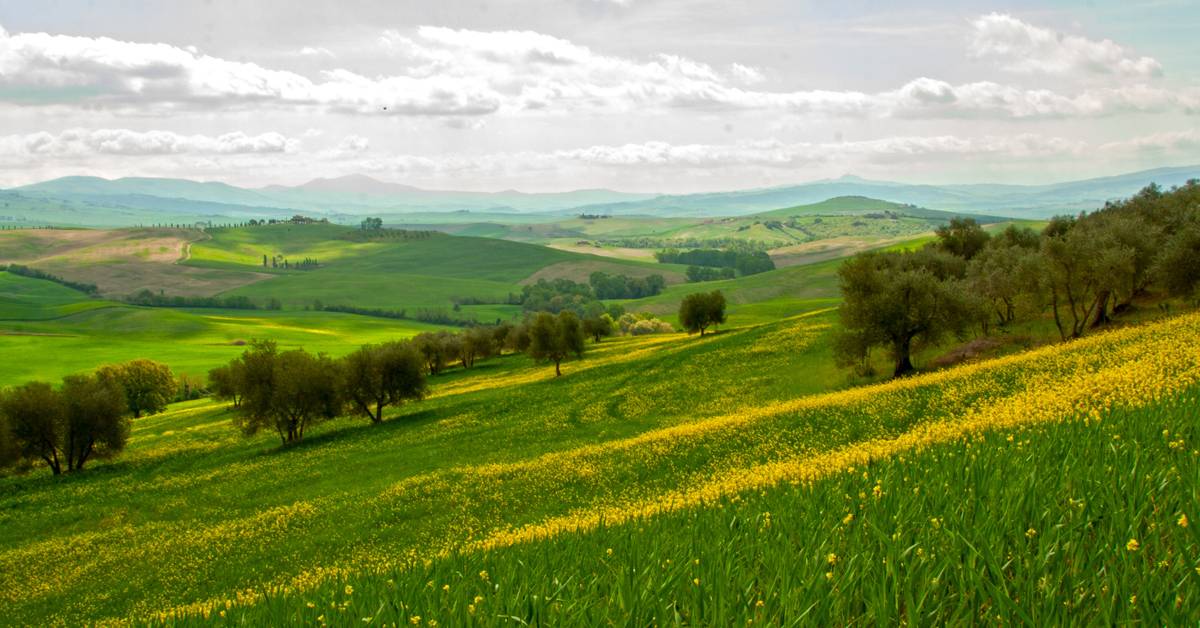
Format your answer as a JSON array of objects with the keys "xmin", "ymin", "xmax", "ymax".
[
  {"xmin": 7, "ymin": 165, "xmax": 1197, "ymax": 225},
  {"xmin": 571, "ymin": 166, "xmax": 1200, "ymax": 218}
]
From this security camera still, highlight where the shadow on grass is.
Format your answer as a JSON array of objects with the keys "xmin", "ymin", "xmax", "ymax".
[{"xmin": 256, "ymin": 405, "xmax": 450, "ymax": 457}]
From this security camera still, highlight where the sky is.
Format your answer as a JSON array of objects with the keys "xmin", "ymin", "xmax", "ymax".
[{"xmin": 0, "ymin": 0, "xmax": 1197, "ymax": 192}]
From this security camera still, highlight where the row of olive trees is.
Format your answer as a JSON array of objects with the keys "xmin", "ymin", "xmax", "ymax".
[
  {"xmin": 206, "ymin": 311, "xmax": 602, "ymax": 446},
  {"xmin": 0, "ymin": 359, "xmax": 177, "ymax": 475},
  {"xmin": 208, "ymin": 339, "xmax": 426, "ymax": 445},
  {"xmin": 835, "ymin": 181, "xmax": 1200, "ymax": 379}
]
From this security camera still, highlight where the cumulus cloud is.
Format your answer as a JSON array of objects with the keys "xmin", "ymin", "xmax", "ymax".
[
  {"xmin": 376, "ymin": 26, "xmax": 1189, "ymax": 119},
  {"xmin": 0, "ymin": 24, "xmax": 500, "ymax": 115},
  {"xmin": 0, "ymin": 129, "xmax": 299, "ymax": 156},
  {"xmin": 970, "ymin": 13, "xmax": 1163, "ymax": 78},
  {"xmin": 729, "ymin": 63, "xmax": 765, "ymax": 85},
  {"xmin": 0, "ymin": 21, "xmax": 1190, "ymax": 121}
]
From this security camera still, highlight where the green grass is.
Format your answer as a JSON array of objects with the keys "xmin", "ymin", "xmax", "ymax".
[
  {"xmin": 416, "ymin": 197, "xmax": 990, "ymax": 251},
  {"xmin": 205, "ymin": 388, "xmax": 1199, "ymax": 626},
  {"xmin": 0, "ymin": 272, "xmax": 111, "ymax": 320},
  {"xmin": 190, "ymin": 224, "xmax": 676, "ymax": 311},
  {"xmin": 1, "ymin": 306, "xmax": 1196, "ymax": 625},
  {"xmin": 620, "ymin": 257, "xmax": 843, "ymax": 316},
  {"xmin": 0, "ymin": 273, "xmax": 450, "ymax": 384}
]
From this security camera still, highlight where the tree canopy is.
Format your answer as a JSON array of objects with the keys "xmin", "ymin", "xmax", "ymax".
[
  {"xmin": 232, "ymin": 341, "xmax": 342, "ymax": 445},
  {"xmin": 97, "ymin": 359, "xmax": 176, "ymax": 418},
  {"xmin": 835, "ymin": 249, "xmax": 976, "ymax": 378},
  {"xmin": 341, "ymin": 341, "xmax": 427, "ymax": 424},
  {"xmin": 527, "ymin": 310, "xmax": 586, "ymax": 376},
  {"xmin": 679, "ymin": 290, "xmax": 727, "ymax": 336},
  {"xmin": 0, "ymin": 375, "xmax": 129, "ymax": 474}
]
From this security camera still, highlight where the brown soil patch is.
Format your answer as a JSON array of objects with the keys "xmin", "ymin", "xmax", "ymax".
[
  {"xmin": 547, "ymin": 243, "xmax": 660, "ymax": 262},
  {"xmin": 1, "ymin": 227, "xmax": 269, "ymax": 298}
]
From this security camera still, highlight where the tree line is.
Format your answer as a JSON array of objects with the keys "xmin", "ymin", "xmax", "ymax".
[
  {"xmin": 656, "ymin": 248, "xmax": 776, "ymax": 278},
  {"xmin": 0, "ymin": 360, "xmax": 177, "ymax": 475},
  {"xmin": 206, "ymin": 311, "xmax": 603, "ymax": 447},
  {"xmin": 3, "ymin": 264, "xmax": 99, "ymax": 295},
  {"xmin": 126, "ymin": 289, "xmax": 263, "ymax": 310},
  {"xmin": 835, "ymin": 181, "xmax": 1200, "ymax": 379},
  {"xmin": 519, "ymin": 274, "xmax": 662, "ymax": 315}
]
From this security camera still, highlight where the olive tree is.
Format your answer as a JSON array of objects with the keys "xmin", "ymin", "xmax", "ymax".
[
  {"xmin": 935, "ymin": 217, "xmax": 991, "ymax": 260},
  {"xmin": 835, "ymin": 250, "xmax": 976, "ymax": 378},
  {"xmin": 341, "ymin": 341, "xmax": 427, "ymax": 424},
  {"xmin": 679, "ymin": 290, "xmax": 727, "ymax": 336},
  {"xmin": 0, "ymin": 376, "xmax": 129, "ymax": 474},
  {"xmin": 233, "ymin": 341, "xmax": 342, "ymax": 445},
  {"xmin": 207, "ymin": 358, "xmax": 244, "ymax": 408},
  {"xmin": 97, "ymin": 358, "xmax": 176, "ymax": 418},
  {"xmin": 582, "ymin": 313, "xmax": 616, "ymax": 342},
  {"xmin": 527, "ymin": 311, "xmax": 586, "ymax": 376}
]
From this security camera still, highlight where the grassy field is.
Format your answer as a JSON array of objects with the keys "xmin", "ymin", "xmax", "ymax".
[
  {"xmin": 410, "ymin": 196, "xmax": 987, "ymax": 255},
  {"xmin": 188, "ymin": 224, "xmax": 689, "ymax": 311},
  {"xmin": 204, "ymin": 387, "xmax": 1200, "ymax": 626},
  {"xmin": 0, "ymin": 303, "xmax": 1197, "ymax": 624},
  {"xmin": 0, "ymin": 273, "xmax": 449, "ymax": 385}
]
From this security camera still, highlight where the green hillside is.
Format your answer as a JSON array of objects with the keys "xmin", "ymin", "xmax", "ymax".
[
  {"xmin": 399, "ymin": 196, "xmax": 997, "ymax": 257},
  {"xmin": 1, "ymin": 304, "xmax": 1195, "ymax": 625},
  {"xmin": 0, "ymin": 273, "xmax": 449, "ymax": 385},
  {"xmin": 191, "ymin": 224, "xmax": 683, "ymax": 312}
]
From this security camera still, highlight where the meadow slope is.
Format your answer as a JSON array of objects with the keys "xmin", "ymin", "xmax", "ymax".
[{"xmin": 0, "ymin": 308, "xmax": 1197, "ymax": 624}]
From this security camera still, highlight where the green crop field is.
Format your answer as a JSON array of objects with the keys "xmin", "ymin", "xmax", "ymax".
[
  {"xmin": 0, "ymin": 273, "xmax": 449, "ymax": 385},
  {"xmin": 186, "ymin": 224, "xmax": 687, "ymax": 311}
]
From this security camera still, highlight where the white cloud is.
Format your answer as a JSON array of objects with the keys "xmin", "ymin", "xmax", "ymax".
[
  {"xmin": 729, "ymin": 63, "xmax": 765, "ymax": 85},
  {"xmin": 970, "ymin": 13, "xmax": 1163, "ymax": 78},
  {"xmin": 298, "ymin": 46, "xmax": 335, "ymax": 58},
  {"xmin": 0, "ymin": 22, "xmax": 1190, "ymax": 121},
  {"xmin": 0, "ymin": 129, "xmax": 299, "ymax": 156},
  {"xmin": 0, "ymin": 24, "xmax": 501, "ymax": 115},
  {"xmin": 1099, "ymin": 129, "xmax": 1200, "ymax": 153}
]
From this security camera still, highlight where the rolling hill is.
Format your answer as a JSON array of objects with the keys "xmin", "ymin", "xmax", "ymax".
[{"xmin": 1, "ymin": 287, "xmax": 1196, "ymax": 624}]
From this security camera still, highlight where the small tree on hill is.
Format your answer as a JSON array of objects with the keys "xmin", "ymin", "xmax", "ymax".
[
  {"xmin": 528, "ymin": 311, "xmax": 586, "ymax": 376},
  {"xmin": 0, "ymin": 382, "xmax": 66, "ymax": 474},
  {"xmin": 582, "ymin": 313, "xmax": 616, "ymax": 342},
  {"xmin": 60, "ymin": 373, "xmax": 130, "ymax": 471},
  {"xmin": 935, "ymin": 217, "xmax": 991, "ymax": 260},
  {"xmin": 459, "ymin": 326, "xmax": 496, "ymax": 368},
  {"xmin": 0, "ymin": 375, "xmax": 130, "ymax": 475},
  {"xmin": 233, "ymin": 341, "xmax": 343, "ymax": 445},
  {"xmin": 341, "ymin": 341, "xmax": 427, "ymax": 424},
  {"xmin": 208, "ymin": 359, "xmax": 245, "ymax": 408},
  {"xmin": 413, "ymin": 332, "xmax": 451, "ymax": 375},
  {"xmin": 835, "ymin": 250, "xmax": 975, "ymax": 378},
  {"xmin": 97, "ymin": 359, "xmax": 177, "ymax": 418},
  {"xmin": 679, "ymin": 291, "xmax": 727, "ymax": 336}
]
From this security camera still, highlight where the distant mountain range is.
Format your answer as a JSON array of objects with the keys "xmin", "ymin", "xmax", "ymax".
[
  {"xmin": 569, "ymin": 166, "xmax": 1200, "ymax": 218},
  {"xmin": 3, "ymin": 165, "xmax": 1196, "ymax": 227}
]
